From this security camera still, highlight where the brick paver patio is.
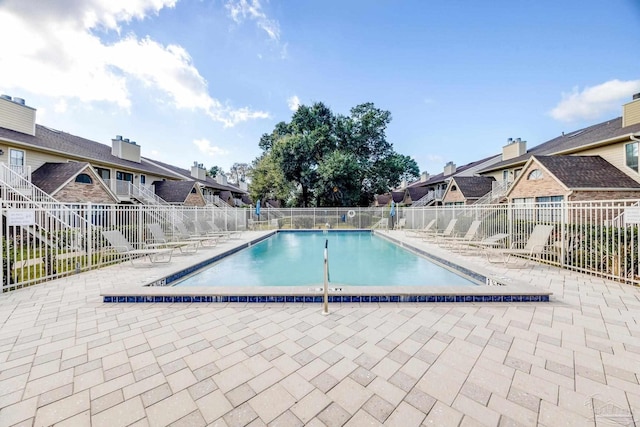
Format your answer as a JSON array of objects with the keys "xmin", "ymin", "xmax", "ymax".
[{"xmin": 0, "ymin": 230, "xmax": 638, "ymax": 426}]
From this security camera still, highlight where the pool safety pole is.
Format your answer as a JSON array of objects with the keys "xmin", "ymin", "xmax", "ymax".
[{"xmin": 322, "ymin": 239, "xmax": 329, "ymax": 315}]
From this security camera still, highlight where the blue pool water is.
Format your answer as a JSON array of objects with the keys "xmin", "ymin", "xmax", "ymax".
[{"xmin": 175, "ymin": 231, "xmax": 475, "ymax": 287}]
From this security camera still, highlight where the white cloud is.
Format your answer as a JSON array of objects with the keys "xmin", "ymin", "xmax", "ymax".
[
  {"xmin": 287, "ymin": 95, "xmax": 300, "ymax": 111},
  {"xmin": 0, "ymin": 0, "xmax": 268, "ymax": 127},
  {"xmin": 193, "ymin": 138, "xmax": 230, "ymax": 157},
  {"xmin": 225, "ymin": 0, "xmax": 280, "ymax": 41},
  {"xmin": 550, "ymin": 79, "xmax": 640, "ymax": 122}
]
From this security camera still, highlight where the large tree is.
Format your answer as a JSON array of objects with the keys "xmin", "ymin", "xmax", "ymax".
[
  {"xmin": 250, "ymin": 101, "xmax": 419, "ymax": 207},
  {"xmin": 227, "ymin": 162, "xmax": 251, "ymax": 184},
  {"xmin": 248, "ymin": 153, "xmax": 295, "ymax": 206}
]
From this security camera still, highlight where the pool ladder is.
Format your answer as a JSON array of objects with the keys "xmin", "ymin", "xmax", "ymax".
[{"xmin": 323, "ymin": 239, "xmax": 329, "ymax": 315}]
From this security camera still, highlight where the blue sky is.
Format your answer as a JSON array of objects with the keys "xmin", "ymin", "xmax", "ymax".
[{"xmin": 1, "ymin": 0, "xmax": 639, "ymax": 179}]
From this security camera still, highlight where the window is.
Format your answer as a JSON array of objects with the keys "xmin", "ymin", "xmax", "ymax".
[
  {"xmin": 502, "ymin": 170, "xmax": 509, "ymax": 182},
  {"xmin": 75, "ymin": 173, "xmax": 92, "ymax": 184},
  {"xmin": 9, "ymin": 148, "xmax": 25, "ymax": 174},
  {"xmin": 190, "ymin": 187, "xmax": 197, "ymax": 194},
  {"xmin": 527, "ymin": 169, "xmax": 543, "ymax": 180},
  {"xmin": 116, "ymin": 171, "xmax": 133, "ymax": 182},
  {"xmin": 536, "ymin": 195, "xmax": 563, "ymax": 222},
  {"xmin": 95, "ymin": 167, "xmax": 110, "ymax": 181},
  {"xmin": 514, "ymin": 168, "xmax": 522, "ymax": 179},
  {"xmin": 451, "ymin": 185, "xmax": 457, "ymax": 191},
  {"xmin": 626, "ymin": 142, "xmax": 638, "ymax": 172},
  {"xmin": 140, "ymin": 174, "xmax": 146, "ymax": 185},
  {"xmin": 512, "ymin": 197, "xmax": 535, "ymax": 221}
]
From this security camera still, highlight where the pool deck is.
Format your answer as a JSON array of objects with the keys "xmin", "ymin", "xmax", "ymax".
[{"xmin": 0, "ymin": 230, "xmax": 639, "ymax": 426}]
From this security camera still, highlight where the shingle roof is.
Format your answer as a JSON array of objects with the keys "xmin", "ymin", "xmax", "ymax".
[
  {"xmin": 451, "ymin": 176, "xmax": 496, "ymax": 198},
  {"xmin": 481, "ymin": 118, "xmax": 640, "ymax": 173},
  {"xmin": 376, "ymin": 194, "xmax": 391, "ymax": 205},
  {"xmin": 407, "ymin": 154, "xmax": 498, "ymax": 188},
  {"xmin": 407, "ymin": 186, "xmax": 429, "ymax": 202},
  {"xmin": 142, "ymin": 158, "xmax": 247, "ymax": 194},
  {"xmin": 152, "ymin": 180, "xmax": 198, "ymax": 203},
  {"xmin": 31, "ymin": 162, "xmax": 89, "ymax": 194},
  {"xmin": 534, "ymin": 155, "xmax": 640, "ymax": 189},
  {"xmin": 0, "ymin": 125, "xmax": 178, "ymax": 177},
  {"xmin": 392, "ymin": 191, "xmax": 404, "ymax": 203}
]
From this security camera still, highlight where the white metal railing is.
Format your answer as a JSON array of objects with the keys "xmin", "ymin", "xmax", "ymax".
[
  {"xmin": 104, "ymin": 179, "xmax": 133, "ymax": 197},
  {"xmin": 2, "ymin": 200, "xmax": 640, "ymax": 291},
  {"xmin": 412, "ymin": 188, "xmax": 445, "ymax": 207},
  {"xmin": 474, "ymin": 180, "xmax": 512, "ymax": 205},
  {"xmin": 204, "ymin": 194, "xmax": 233, "ymax": 208},
  {"xmin": 130, "ymin": 183, "xmax": 169, "ymax": 206}
]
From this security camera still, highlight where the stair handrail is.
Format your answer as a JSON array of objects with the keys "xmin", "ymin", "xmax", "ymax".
[{"xmin": 131, "ymin": 182, "xmax": 169, "ymax": 206}]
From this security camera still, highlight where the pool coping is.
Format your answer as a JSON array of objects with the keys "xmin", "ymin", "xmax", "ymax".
[{"xmin": 101, "ymin": 229, "xmax": 552, "ymax": 303}]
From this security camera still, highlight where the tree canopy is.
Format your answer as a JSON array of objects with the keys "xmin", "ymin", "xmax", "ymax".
[{"xmin": 250, "ymin": 102, "xmax": 419, "ymax": 207}]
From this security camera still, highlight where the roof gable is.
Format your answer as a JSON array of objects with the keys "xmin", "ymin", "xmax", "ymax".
[
  {"xmin": 153, "ymin": 180, "xmax": 198, "ymax": 203},
  {"xmin": 534, "ymin": 155, "xmax": 640, "ymax": 189},
  {"xmin": 31, "ymin": 162, "xmax": 91, "ymax": 194},
  {"xmin": 450, "ymin": 176, "xmax": 496, "ymax": 198}
]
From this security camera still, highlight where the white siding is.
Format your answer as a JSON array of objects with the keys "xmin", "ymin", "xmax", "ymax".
[
  {"xmin": 577, "ymin": 142, "xmax": 640, "ymax": 183},
  {"xmin": 623, "ymin": 99, "xmax": 640, "ymax": 127},
  {"xmin": 0, "ymin": 97, "xmax": 36, "ymax": 136}
]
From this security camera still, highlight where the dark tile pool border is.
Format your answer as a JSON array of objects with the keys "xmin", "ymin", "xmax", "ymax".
[
  {"xmin": 102, "ymin": 229, "xmax": 552, "ymax": 304},
  {"xmin": 103, "ymin": 294, "xmax": 550, "ymax": 304}
]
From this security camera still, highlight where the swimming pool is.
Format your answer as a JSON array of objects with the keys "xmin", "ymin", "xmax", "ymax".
[
  {"xmin": 101, "ymin": 230, "xmax": 553, "ymax": 303},
  {"xmin": 175, "ymin": 230, "xmax": 476, "ymax": 287}
]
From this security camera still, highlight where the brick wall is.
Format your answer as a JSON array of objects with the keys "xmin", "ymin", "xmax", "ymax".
[
  {"xmin": 569, "ymin": 191, "xmax": 640, "ymax": 201},
  {"xmin": 184, "ymin": 192, "xmax": 205, "ymax": 207},
  {"xmin": 54, "ymin": 168, "xmax": 117, "ymax": 203},
  {"xmin": 508, "ymin": 162, "xmax": 568, "ymax": 200},
  {"xmin": 443, "ymin": 185, "xmax": 466, "ymax": 204}
]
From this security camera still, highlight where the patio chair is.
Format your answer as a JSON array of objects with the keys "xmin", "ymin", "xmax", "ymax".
[
  {"xmin": 405, "ymin": 219, "xmax": 436, "ymax": 238},
  {"xmin": 207, "ymin": 220, "xmax": 243, "ymax": 239},
  {"xmin": 147, "ymin": 223, "xmax": 199, "ymax": 254},
  {"xmin": 173, "ymin": 221, "xmax": 220, "ymax": 247},
  {"xmin": 438, "ymin": 220, "xmax": 481, "ymax": 248},
  {"xmin": 484, "ymin": 224, "xmax": 555, "ymax": 266},
  {"xmin": 395, "ymin": 218, "xmax": 406, "ymax": 230},
  {"xmin": 193, "ymin": 219, "xmax": 231, "ymax": 241},
  {"xmin": 422, "ymin": 218, "xmax": 458, "ymax": 241},
  {"xmin": 455, "ymin": 232, "xmax": 509, "ymax": 253},
  {"xmin": 101, "ymin": 230, "xmax": 173, "ymax": 266}
]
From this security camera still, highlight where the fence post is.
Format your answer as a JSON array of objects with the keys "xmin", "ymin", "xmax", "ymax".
[
  {"xmin": 0, "ymin": 204, "xmax": 3, "ymax": 290},
  {"xmin": 87, "ymin": 202, "xmax": 93, "ymax": 270}
]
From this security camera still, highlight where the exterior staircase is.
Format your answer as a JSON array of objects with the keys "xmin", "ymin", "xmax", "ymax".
[
  {"xmin": 412, "ymin": 189, "xmax": 445, "ymax": 207},
  {"xmin": 0, "ymin": 163, "xmax": 91, "ymax": 250}
]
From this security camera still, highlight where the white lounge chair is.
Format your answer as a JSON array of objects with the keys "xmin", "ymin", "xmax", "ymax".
[
  {"xmin": 422, "ymin": 219, "xmax": 458, "ymax": 241},
  {"xmin": 147, "ymin": 223, "xmax": 199, "ymax": 254},
  {"xmin": 193, "ymin": 219, "xmax": 231, "ymax": 241},
  {"xmin": 101, "ymin": 230, "xmax": 173, "ymax": 265},
  {"xmin": 173, "ymin": 221, "xmax": 220, "ymax": 247},
  {"xmin": 405, "ymin": 219, "xmax": 436, "ymax": 238},
  {"xmin": 438, "ymin": 220, "xmax": 481, "ymax": 248},
  {"xmin": 484, "ymin": 224, "xmax": 555, "ymax": 265},
  {"xmin": 206, "ymin": 220, "xmax": 243, "ymax": 239}
]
